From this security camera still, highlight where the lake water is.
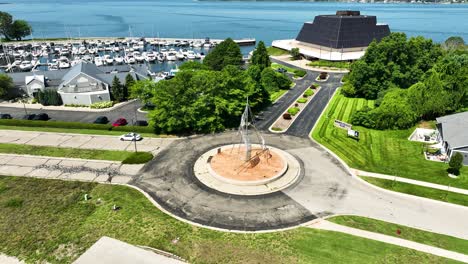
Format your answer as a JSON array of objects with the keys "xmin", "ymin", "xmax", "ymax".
[{"xmin": 2, "ymin": 0, "xmax": 468, "ymax": 44}]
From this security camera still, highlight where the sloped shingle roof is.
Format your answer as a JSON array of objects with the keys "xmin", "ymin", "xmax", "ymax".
[{"xmin": 437, "ymin": 111, "xmax": 468, "ymax": 149}]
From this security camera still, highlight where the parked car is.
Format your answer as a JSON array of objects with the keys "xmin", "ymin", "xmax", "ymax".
[
  {"xmin": 93, "ymin": 116, "xmax": 109, "ymax": 124},
  {"xmin": 32, "ymin": 113, "xmax": 49, "ymax": 121},
  {"xmin": 22, "ymin": 114, "xmax": 36, "ymax": 120},
  {"xmin": 112, "ymin": 118, "xmax": 127, "ymax": 127},
  {"xmin": 0, "ymin": 113, "xmax": 12, "ymax": 119},
  {"xmin": 119, "ymin": 132, "xmax": 142, "ymax": 141},
  {"xmin": 276, "ymin": 68, "xmax": 287, "ymax": 74},
  {"xmin": 134, "ymin": 120, "xmax": 148, "ymax": 126}
]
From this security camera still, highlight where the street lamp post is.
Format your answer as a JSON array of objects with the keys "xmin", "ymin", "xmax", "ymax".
[{"xmin": 133, "ymin": 133, "xmax": 138, "ymax": 153}]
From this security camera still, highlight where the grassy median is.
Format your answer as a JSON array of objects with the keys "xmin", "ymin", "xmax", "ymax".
[
  {"xmin": 0, "ymin": 176, "xmax": 456, "ymax": 264},
  {"xmin": 311, "ymin": 90, "xmax": 468, "ymax": 189},
  {"xmin": 0, "ymin": 143, "xmax": 152, "ymax": 163},
  {"xmin": 329, "ymin": 215, "xmax": 468, "ymax": 256}
]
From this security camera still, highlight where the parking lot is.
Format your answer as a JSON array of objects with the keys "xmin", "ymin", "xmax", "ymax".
[
  {"xmin": 0, "ymin": 100, "xmax": 147, "ymax": 124},
  {"xmin": 0, "ymin": 130, "xmax": 178, "ymax": 154}
]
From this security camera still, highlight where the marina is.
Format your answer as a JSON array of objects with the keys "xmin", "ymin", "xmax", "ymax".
[{"xmin": 0, "ymin": 37, "xmax": 256, "ymax": 74}]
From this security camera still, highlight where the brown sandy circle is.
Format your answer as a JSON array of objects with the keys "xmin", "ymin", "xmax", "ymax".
[{"xmin": 209, "ymin": 146, "xmax": 286, "ymax": 182}]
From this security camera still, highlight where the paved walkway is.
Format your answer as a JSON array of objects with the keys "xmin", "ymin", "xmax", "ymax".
[
  {"xmin": 0, "ymin": 254, "xmax": 24, "ymax": 264},
  {"xmin": 0, "ymin": 130, "xmax": 178, "ymax": 154},
  {"xmin": 309, "ymin": 220, "xmax": 468, "ymax": 263},
  {"xmin": 357, "ymin": 169, "xmax": 468, "ymax": 196},
  {"xmin": 0, "ymin": 154, "xmax": 143, "ymax": 184},
  {"xmin": 73, "ymin": 236, "xmax": 186, "ymax": 264}
]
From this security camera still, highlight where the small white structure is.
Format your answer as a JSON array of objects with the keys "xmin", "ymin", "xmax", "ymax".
[{"xmin": 25, "ymin": 75, "xmax": 45, "ymax": 96}]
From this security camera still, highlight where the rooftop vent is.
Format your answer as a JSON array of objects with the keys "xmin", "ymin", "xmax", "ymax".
[{"xmin": 336, "ymin": 10, "xmax": 361, "ymax": 16}]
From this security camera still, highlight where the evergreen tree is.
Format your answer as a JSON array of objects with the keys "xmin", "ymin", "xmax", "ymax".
[
  {"xmin": 250, "ymin": 41, "xmax": 270, "ymax": 70},
  {"xmin": 124, "ymin": 74, "xmax": 135, "ymax": 101},
  {"xmin": 448, "ymin": 152, "xmax": 464, "ymax": 175},
  {"xmin": 111, "ymin": 76, "xmax": 123, "ymax": 102},
  {"xmin": 203, "ymin": 38, "xmax": 243, "ymax": 71}
]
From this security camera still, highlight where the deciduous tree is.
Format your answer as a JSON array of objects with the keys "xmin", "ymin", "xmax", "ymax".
[
  {"xmin": 9, "ymin": 20, "xmax": 32, "ymax": 40},
  {"xmin": 0, "ymin": 73, "xmax": 14, "ymax": 99},
  {"xmin": 203, "ymin": 38, "xmax": 243, "ymax": 71}
]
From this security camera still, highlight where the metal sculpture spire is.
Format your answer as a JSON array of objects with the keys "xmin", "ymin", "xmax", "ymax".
[{"xmin": 238, "ymin": 98, "xmax": 265, "ymax": 161}]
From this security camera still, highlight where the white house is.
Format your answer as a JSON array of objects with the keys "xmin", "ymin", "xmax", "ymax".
[
  {"xmin": 25, "ymin": 75, "xmax": 45, "ymax": 97},
  {"xmin": 57, "ymin": 62, "xmax": 111, "ymax": 106}
]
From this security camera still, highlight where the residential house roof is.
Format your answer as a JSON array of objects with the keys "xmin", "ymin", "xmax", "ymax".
[{"xmin": 437, "ymin": 111, "xmax": 468, "ymax": 149}]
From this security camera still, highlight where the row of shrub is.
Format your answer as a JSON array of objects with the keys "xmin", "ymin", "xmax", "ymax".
[
  {"xmin": 90, "ymin": 101, "xmax": 114, "ymax": 109},
  {"xmin": 36, "ymin": 90, "xmax": 62, "ymax": 106},
  {"xmin": 0, "ymin": 119, "xmax": 155, "ymax": 134}
]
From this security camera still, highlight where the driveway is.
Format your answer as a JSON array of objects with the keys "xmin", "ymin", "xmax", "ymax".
[{"xmin": 0, "ymin": 100, "xmax": 147, "ymax": 123}]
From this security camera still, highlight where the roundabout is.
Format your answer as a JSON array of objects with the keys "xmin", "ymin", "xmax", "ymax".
[{"xmin": 194, "ymin": 144, "xmax": 301, "ymax": 195}]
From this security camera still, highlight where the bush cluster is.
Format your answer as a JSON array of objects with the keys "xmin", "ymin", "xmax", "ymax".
[
  {"xmin": 304, "ymin": 89, "xmax": 315, "ymax": 97},
  {"xmin": 65, "ymin": 104, "xmax": 87, "ymax": 108},
  {"xmin": 287, "ymin": 107, "xmax": 300, "ymax": 116},
  {"xmin": 122, "ymin": 152, "xmax": 154, "ymax": 164},
  {"xmin": 319, "ymin": 72, "xmax": 328, "ymax": 80},
  {"xmin": 282, "ymin": 113, "xmax": 292, "ymax": 120},
  {"xmin": 297, "ymin": 98, "xmax": 307, "ymax": 104},
  {"xmin": 37, "ymin": 90, "xmax": 62, "ymax": 106},
  {"xmin": 90, "ymin": 101, "xmax": 114, "ymax": 109}
]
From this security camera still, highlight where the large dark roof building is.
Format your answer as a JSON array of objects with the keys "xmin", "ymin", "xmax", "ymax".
[
  {"xmin": 272, "ymin": 10, "xmax": 390, "ymax": 61},
  {"xmin": 296, "ymin": 10, "xmax": 390, "ymax": 49}
]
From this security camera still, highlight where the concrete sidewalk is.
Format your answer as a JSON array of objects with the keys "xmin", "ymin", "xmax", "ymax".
[
  {"xmin": 357, "ymin": 169, "xmax": 468, "ymax": 196},
  {"xmin": 0, "ymin": 129, "xmax": 178, "ymax": 154},
  {"xmin": 0, "ymin": 154, "xmax": 143, "ymax": 183},
  {"xmin": 73, "ymin": 236, "xmax": 186, "ymax": 264},
  {"xmin": 309, "ymin": 220, "xmax": 468, "ymax": 263}
]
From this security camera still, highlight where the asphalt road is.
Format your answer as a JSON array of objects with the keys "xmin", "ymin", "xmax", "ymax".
[
  {"xmin": 0, "ymin": 100, "xmax": 147, "ymax": 124},
  {"xmin": 256, "ymin": 58, "xmax": 344, "ymax": 138}
]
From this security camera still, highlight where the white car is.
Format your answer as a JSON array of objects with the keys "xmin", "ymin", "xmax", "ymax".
[{"xmin": 119, "ymin": 133, "xmax": 142, "ymax": 141}]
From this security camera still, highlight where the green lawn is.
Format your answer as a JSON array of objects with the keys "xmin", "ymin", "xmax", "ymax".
[
  {"xmin": 0, "ymin": 143, "xmax": 150, "ymax": 163},
  {"xmin": 311, "ymin": 90, "xmax": 468, "ymax": 189},
  {"xmin": 269, "ymin": 89, "xmax": 288, "ymax": 102},
  {"xmin": 308, "ymin": 60, "xmax": 351, "ymax": 69},
  {"xmin": 0, "ymin": 125, "xmax": 171, "ymax": 138},
  {"xmin": 0, "ymin": 176, "xmax": 456, "ymax": 264},
  {"xmin": 271, "ymin": 63, "xmax": 306, "ymax": 78},
  {"xmin": 329, "ymin": 215, "xmax": 468, "ymax": 256},
  {"xmin": 362, "ymin": 177, "xmax": 468, "ymax": 207},
  {"xmin": 267, "ymin": 46, "xmax": 289, "ymax": 56}
]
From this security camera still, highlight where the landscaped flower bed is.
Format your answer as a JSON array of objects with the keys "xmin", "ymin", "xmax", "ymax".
[
  {"xmin": 316, "ymin": 72, "xmax": 329, "ymax": 82},
  {"xmin": 269, "ymin": 84, "xmax": 321, "ymax": 133}
]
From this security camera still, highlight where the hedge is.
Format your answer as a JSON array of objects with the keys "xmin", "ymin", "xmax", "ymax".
[{"xmin": 0, "ymin": 119, "xmax": 155, "ymax": 134}]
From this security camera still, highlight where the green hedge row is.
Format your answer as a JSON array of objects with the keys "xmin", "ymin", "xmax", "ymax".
[{"xmin": 0, "ymin": 119, "xmax": 155, "ymax": 134}]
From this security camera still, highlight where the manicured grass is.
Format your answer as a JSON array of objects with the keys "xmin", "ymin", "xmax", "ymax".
[
  {"xmin": 329, "ymin": 215, "xmax": 468, "ymax": 255},
  {"xmin": 308, "ymin": 60, "xmax": 351, "ymax": 69},
  {"xmin": 122, "ymin": 152, "xmax": 154, "ymax": 164},
  {"xmin": 269, "ymin": 89, "xmax": 288, "ymax": 102},
  {"xmin": 0, "ymin": 125, "xmax": 171, "ymax": 138},
  {"xmin": 0, "ymin": 143, "xmax": 151, "ymax": 163},
  {"xmin": 267, "ymin": 46, "xmax": 289, "ymax": 56},
  {"xmin": 362, "ymin": 177, "xmax": 468, "ymax": 207},
  {"xmin": 311, "ymin": 90, "xmax": 468, "ymax": 189},
  {"xmin": 0, "ymin": 176, "xmax": 455, "ymax": 264}
]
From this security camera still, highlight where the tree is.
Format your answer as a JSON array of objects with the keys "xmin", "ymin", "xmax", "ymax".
[
  {"xmin": 203, "ymin": 38, "xmax": 243, "ymax": 71},
  {"xmin": 0, "ymin": 73, "xmax": 14, "ymax": 99},
  {"xmin": 37, "ymin": 90, "xmax": 62, "ymax": 106},
  {"xmin": 443, "ymin": 36, "xmax": 465, "ymax": 50},
  {"xmin": 111, "ymin": 76, "xmax": 124, "ymax": 102},
  {"xmin": 250, "ymin": 41, "xmax": 270, "ymax": 70},
  {"xmin": 0, "ymin": 11, "xmax": 12, "ymax": 40},
  {"xmin": 346, "ymin": 33, "xmax": 442, "ymax": 99},
  {"xmin": 261, "ymin": 67, "xmax": 279, "ymax": 93},
  {"xmin": 448, "ymin": 152, "xmax": 463, "ymax": 176},
  {"xmin": 124, "ymin": 74, "xmax": 135, "ymax": 101},
  {"xmin": 290, "ymin": 48, "xmax": 301, "ymax": 60},
  {"xmin": 9, "ymin": 20, "xmax": 32, "ymax": 40}
]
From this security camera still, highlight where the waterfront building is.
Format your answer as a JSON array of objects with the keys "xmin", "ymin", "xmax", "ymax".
[
  {"xmin": 272, "ymin": 10, "xmax": 390, "ymax": 61},
  {"xmin": 8, "ymin": 62, "xmax": 150, "ymax": 105}
]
